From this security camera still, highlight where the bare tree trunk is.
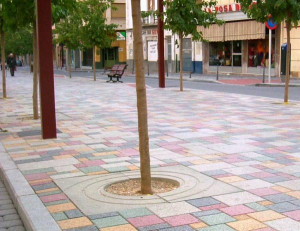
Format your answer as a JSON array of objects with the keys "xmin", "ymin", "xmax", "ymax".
[
  {"xmin": 93, "ymin": 46, "xmax": 96, "ymax": 81},
  {"xmin": 1, "ymin": 26, "xmax": 6, "ymax": 99},
  {"xmin": 284, "ymin": 20, "xmax": 291, "ymax": 103},
  {"xmin": 68, "ymin": 48, "xmax": 72, "ymax": 78},
  {"xmin": 131, "ymin": 0, "xmax": 152, "ymax": 194},
  {"xmin": 179, "ymin": 32, "xmax": 183, "ymax": 92},
  {"xmin": 33, "ymin": 22, "xmax": 39, "ymax": 119}
]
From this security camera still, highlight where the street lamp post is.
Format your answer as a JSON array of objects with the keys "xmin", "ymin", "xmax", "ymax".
[{"xmin": 157, "ymin": 0, "xmax": 165, "ymax": 88}]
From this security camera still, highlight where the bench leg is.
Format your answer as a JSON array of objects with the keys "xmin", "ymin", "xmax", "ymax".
[
  {"xmin": 106, "ymin": 77, "xmax": 113, "ymax": 82},
  {"xmin": 116, "ymin": 76, "xmax": 123, "ymax": 83}
]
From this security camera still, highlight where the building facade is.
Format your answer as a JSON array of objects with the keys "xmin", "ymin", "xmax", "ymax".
[{"xmin": 126, "ymin": 0, "xmax": 300, "ymax": 77}]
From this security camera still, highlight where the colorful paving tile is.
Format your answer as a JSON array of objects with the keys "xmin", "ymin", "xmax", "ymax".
[{"xmin": 1, "ymin": 73, "xmax": 300, "ymax": 230}]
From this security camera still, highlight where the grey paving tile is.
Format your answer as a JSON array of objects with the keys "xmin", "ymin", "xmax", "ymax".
[
  {"xmin": 187, "ymin": 197, "xmax": 221, "ymax": 207},
  {"xmin": 159, "ymin": 225, "xmax": 195, "ymax": 231},
  {"xmin": 65, "ymin": 209, "xmax": 83, "ymax": 219},
  {"xmin": 138, "ymin": 223, "xmax": 171, "ymax": 231},
  {"xmin": 263, "ymin": 193, "xmax": 298, "ymax": 203},
  {"xmin": 267, "ymin": 202, "xmax": 300, "ymax": 213}
]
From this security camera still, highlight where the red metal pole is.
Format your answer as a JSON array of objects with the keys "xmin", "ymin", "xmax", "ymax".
[
  {"xmin": 36, "ymin": 0, "xmax": 57, "ymax": 139},
  {"xmin": 157, "ymin": 0, "xmax": 165, "ymax": 88}
]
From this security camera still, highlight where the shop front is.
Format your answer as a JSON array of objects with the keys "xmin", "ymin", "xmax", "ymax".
[{"xmin": 200, "ymin": 3, "xmax": 281, "ymax": 76}]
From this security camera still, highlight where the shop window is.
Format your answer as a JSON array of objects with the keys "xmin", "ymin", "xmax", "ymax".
[
  {"xmin": 209, "ymin": 42, "xmax": 238, "ymax": 66},
  {"xmin": 111, "ymin": 3, "xmax": 126, "ymax": 18},
  {"xmin": 248, "ymin": 39, "xmax": 275, "ymax": 68}
]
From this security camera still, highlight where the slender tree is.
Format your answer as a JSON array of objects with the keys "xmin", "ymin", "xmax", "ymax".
[
  {"xmin": 54, "ymin": 6, "xmax": 81, "ymax": 78},
  {"xmin": 131, "ymin": 0, "xmax": 152, "ymax": 194},
  {"xmin": 79, "ymin": 0, "xmax": 117, "ymax": 81},
  {"xmin": 237, "ymin": 0, "xmax": 300, "ymax": 103},
  {"xmin": 163, "ymin": 0, "xmax": 222, "ymax": 91}
]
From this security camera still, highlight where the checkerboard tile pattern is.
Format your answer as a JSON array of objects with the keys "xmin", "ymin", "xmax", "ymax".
[{"xmin": 1, "ymin": 74, "xmax": 300, "ymax": 230}]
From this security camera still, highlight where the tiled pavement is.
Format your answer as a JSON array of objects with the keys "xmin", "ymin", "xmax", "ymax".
[
  {"xmin": 1, "ymin": 72, "xmax": 300, "ymax": 230},
  {"xmin": 0, "ymin": 179, "xmax": 25, "ymax": 231}
]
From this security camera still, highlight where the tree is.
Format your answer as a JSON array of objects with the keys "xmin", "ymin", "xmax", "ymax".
[
  {"xmin": 131, "ymin": 0, "xmax": 152, "ymax": 194},
  {"xmin": 5, "ymin": 27, "xmax": 33, "ymax": 56},
  {"xmin": 163, "ymin": 0, "xmax": 222, "ymax": 91},
  {"xmin": 237, "ymin": 0, "xmax": 300, "ymax": 103},
  {"xmin": 54, "ymin": 5, "xmax": 81, "ymax": 78},
  {"xmin": 0, "ymin": 0, "xmax": 16, "ymax": 99},
  {"xmin": 79, "ymin": 0, "xmax": 117, "ymax": 81},
  {"xmin": 12, "ymin": 0, "xmax": 76, "ymax": 119}
]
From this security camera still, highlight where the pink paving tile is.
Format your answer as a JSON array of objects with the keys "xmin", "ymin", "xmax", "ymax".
[
  {"xmin": 250, "ymin": 172, "xmax": 276, "ymax": 178},
  {"xmin": 60, "ymin": 150, "xmax": 79, "ymax": 155},
  {"xmin": 25, "ymin": 173, "xmax": 50, "ymax": 181},
  {"xmin": 117, "ymin": 148, "xmax": 140, "ymax": 157},
  {"xmin": 83, "ymin": 160, "xmax": 105, "ymax": 166},
  {"xmin": 40, "ymin": 193, "xmax": 68, "ymax": 203},
  {"xmin": 200, "ymin": 203, "xmax": 227, "ymax": 211},
  {"xmin": 249, "ymin": 188, "xmax": 281, "ymax": 197},
  {"xmin": 215, "ymin": 174, "xmax": 233, "ymax": 178},
  {"xmin": 284, "ymin": 210, "xmax": 300, "ymax": 221},
  {"xmin": 220, "ymin": 205, "xmax": 254, "ymax": 216},
  {"xmin": 277, "ymin": 172, "xmax": 298, "ymax": 180},
  {"xmin": 163, "ymin": 214, "xmax": 199, "ymax": 227},
  {"xmin": 65, "ymin": 141, "xmax": 83, "ymax": 145},
  {"xmin": 127, "ymin": 215, "xmax": 164, "ymax": 227}
]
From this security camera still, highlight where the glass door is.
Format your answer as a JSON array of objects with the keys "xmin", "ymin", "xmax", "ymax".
[{"xmin": 232, "ymin": 41, "xmax": 242, "ymax": 72}]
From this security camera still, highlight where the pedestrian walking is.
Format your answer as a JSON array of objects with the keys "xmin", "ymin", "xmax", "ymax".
[{"xmin": 7, "ymin": 53, "xmax": 16, "ymax": 76}]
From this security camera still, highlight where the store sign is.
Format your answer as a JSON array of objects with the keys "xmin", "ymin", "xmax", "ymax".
[
  {"xmin": 205, "ymin": 3, "xmax": 242, "ymax": 14},
  {"xmin": 117, "ymin": 32, "xmax": 126, "ymax": 40},
  {"xmin": 148, "ymin": 41, "xmax": 158, "ymax": 62}
]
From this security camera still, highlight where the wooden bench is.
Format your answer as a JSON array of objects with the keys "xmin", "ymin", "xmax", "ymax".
[{"xmin": 106, "ymin": 64, "xmax": 127, "ymax": 83}]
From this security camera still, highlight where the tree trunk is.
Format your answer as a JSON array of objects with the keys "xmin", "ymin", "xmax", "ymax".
[
  {"xmin": 131, "ymin": 0, "xmax": 152, "ymax": 194},
  {"xmin": 29, "ymin": 54, "xmax": 32, "ymax": 73},
  {"xmin": 179, "ymin": 32, "xmax": 183, "ymax": 92},
  {"xmin": 33, "ymin": 22, "xmax": 39, "ymax": 119},
  {"xmin": 93, "ymin": 46, "xmax": 96, "ymax": 81},
  {"xmin": 284, "ymin": 21, "xmax": 291, "ymax": 103},
  {"xmin": 68, "ymin": 48, "xmax": 72, "ymax": 78},
  {"xmin": 1, "ymin": 26, "xmax": 6, "ymax": 99}
]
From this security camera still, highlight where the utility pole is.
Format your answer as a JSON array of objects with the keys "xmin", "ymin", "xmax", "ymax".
[
  {"xmin": 36, "ymin": 0, "xmax": 57, "ymax": 139},
  {"xmin": 157, "ymin": 0, "xmax": 165, "ymax": 88}
]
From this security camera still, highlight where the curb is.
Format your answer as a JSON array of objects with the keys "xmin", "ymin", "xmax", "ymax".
[
  {"xmin": 255, "ymin": 83, "xmax": 300, "ymax": 87},
  {"xmin": 0, "ymin": 143, "xmax": 61, "ymax": 231}
]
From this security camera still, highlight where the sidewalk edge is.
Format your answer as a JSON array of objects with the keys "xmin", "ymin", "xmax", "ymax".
[{"xmin": 0, "ymin": 143, "xmax": 61, "ymax": 231}]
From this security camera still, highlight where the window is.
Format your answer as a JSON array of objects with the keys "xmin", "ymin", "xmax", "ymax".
[
  {"xmin": 209, "ymin": 41, "xmax": 242, "ymax": 67},
  {"xmin": 111, "ymin": 3, "xmax": 126, "ymax": 18},
  {"xmin": 248, "ymin": 39, "xmax": 275, "ymax": 67}
]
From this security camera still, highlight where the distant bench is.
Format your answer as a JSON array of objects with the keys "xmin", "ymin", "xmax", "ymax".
[{"xmin": 106, "ymin": 64, "xmax": 127, "ymax": 83}]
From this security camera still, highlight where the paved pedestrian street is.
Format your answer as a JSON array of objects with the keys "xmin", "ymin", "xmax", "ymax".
[{"xmin": 1, "ymin": 73, "xmax": 300, "ymax": 231}]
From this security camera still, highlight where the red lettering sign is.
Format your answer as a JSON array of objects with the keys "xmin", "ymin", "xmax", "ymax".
[{"xmin": 204, "ymin": 3, "xmax": 241, "ymax": 14}]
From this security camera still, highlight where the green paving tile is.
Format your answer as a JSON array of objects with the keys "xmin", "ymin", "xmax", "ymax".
[
  {"xmin": 106, "ymin": 166, "xmax": 129, "ymax": 173},
  {"xmin": 246, "ymin": 202, "xmax": 268, "ymax": 211},
  {"xmin": 119, "ymin": 207, "xmax": 153, "ymax": 218},
  {"xmin": 44, "ymin": 199, "xmax": 70, "ymax": 206},
  {"xmin": 200, "ymin": 213, "xmax": 236, "ymax": 226},
  {"xmin": 38, "ymin": 190, "xmax": 62, "ymax": 197},
  {"xmin": 52, "ymin": 212, "xmax": 68, "ymax": 221},
  {"xmin": 80, "ymin": 166, "xmax": 104, "ymax": 173},
  {"xmin": 93, "ymin": 215, "xmax": 127, "ymax": 228},
  {"xmin": 22, "ymin": 167, "xmax": 55, "ymax": 175},
  {"xmin": 198, "ymin": 224, "xmax": 235, "ymax": 231}
]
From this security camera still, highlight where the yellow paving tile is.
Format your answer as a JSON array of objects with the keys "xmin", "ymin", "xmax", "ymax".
[
  {"xmin": 78, "ymin": 158, "xmax": 88, "ymax": 162},
  {"xmin": 271, "ymin": 185, "xmax": 291, "ymax": 193},
  {"xmin": 10, "ymin": 153, "xmax": 28, "ymax": 158},
  {"xmin": 227, "ymin": 218, "xmax": 267, "ymax": 231},
  {"xmin": 93, "ymin": 151, "xmax": 119, "ymax": 156},
  {"xmin": 248, "ymin": 210, "xmax": 285, "ymax": 222},
  {"xmin": 219, "ymin": 176, "xmax": 245, "ymax": 183},
  {"xmin": 259, "ymin": 200, "xmax": 273, "ymax": 206},
  {"xmin": 53, "ymin": 155, "xmax": 73, "ymax": 159},
  {"xmin": 29, "ymin": 179, "xmax": 52, "ymax": 185},
  {"xmin": 86, "ymin": 171, "xmax": 108, "ymax": 176},
  {"xmin": 286, "ymin": 191, "xmax": 300, "ymax": 199},
  {"xmin": 190, "ymin": 159, "xmax": 211, "ymax": 165},
  {"xmin": 189, "ymin": 222, "xmax": 207, "ymax": 229},
  {"xmin": 36, "ymin": 187, "xmax": 60, "ymax": 194},
  {"xmin": 101, "ymin": 224, "xmax": 137, "ymax": 231},
  {"xmin": 128, "ymin": 165, "xmax": 139, "ymax": 171},
  {"xmin": 234, "ymin": 215, "xmax": 250, "ymax": 220},
  {"xmin": 261, "ymin": 162, "xmax": 284, "ymax": 169},
  {"xmin": 58, "ymin": 217, "xmax": 92, "ymax": 230},
  {"xmin": 47, "ymin": 203, "xmax": 76, "ymax": 213}
]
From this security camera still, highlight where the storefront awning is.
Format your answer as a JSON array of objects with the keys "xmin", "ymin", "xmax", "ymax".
[
  {"xmin": 225, "ymin": 20, "xmax": 265, "ymax": 41},
  {"xmin": 198, "ymin": 20, "xmax": 266, "ymax": 42}
]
